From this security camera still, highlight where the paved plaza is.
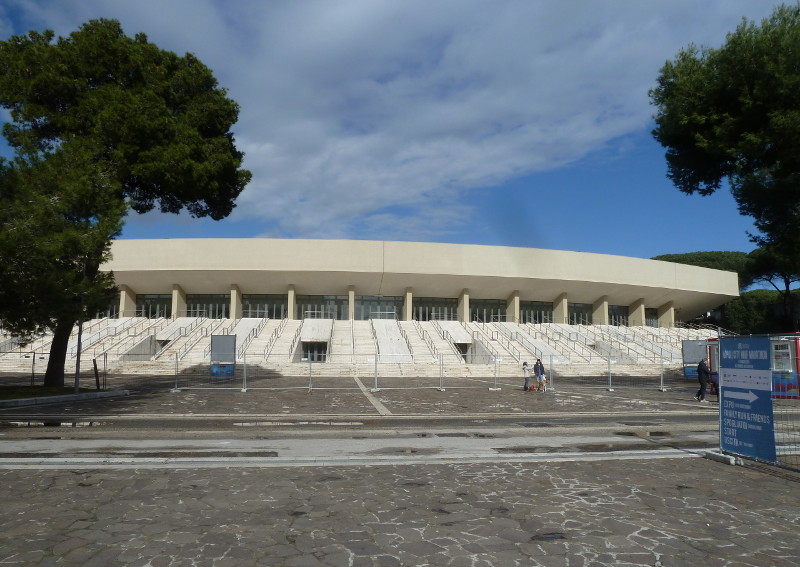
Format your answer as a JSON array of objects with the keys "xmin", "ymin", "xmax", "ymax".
[{"xmin": 0, "ymin": 377, "xmax": 799, "ymax": 566}]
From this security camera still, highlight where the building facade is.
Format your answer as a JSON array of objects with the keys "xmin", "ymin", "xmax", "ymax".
[{"xmin": 105, "ymin": 239, "xmax": 740, "ymax": 326}]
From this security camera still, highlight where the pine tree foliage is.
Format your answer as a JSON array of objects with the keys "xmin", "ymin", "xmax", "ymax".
[{"xmin": 0, "ymin": 19, "xmax": 251, "ymax": 386}]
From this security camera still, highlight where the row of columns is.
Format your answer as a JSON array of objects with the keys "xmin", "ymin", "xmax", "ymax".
[{"xmin": 118, "ymin": 285, "xmax": 676, "ymax": 327}]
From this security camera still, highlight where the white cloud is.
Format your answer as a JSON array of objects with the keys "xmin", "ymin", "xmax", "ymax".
[{"xmin": 0, "ymin": 0, "xmax": 783, "ymax": 239}]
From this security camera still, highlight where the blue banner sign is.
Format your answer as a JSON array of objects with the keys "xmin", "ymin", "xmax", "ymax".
[
  {"xmin": 210, "ymin": 363, "xmax": 235, "ymax": 378},
  {"xmin": 719, "ymin": 337, "xmax": 776, "ymax": 463}
]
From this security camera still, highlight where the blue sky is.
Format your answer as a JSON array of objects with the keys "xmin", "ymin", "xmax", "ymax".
[{"xmin": 0, "ymin": 0, "xmax": 784, "ymax": 259}]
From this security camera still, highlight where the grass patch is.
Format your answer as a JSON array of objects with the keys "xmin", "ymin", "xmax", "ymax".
[{"xmin": 0, "ymin": 386, "xmax": 97, "ymax": 401}]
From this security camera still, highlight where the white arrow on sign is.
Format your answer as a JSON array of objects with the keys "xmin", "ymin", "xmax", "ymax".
[{"xmin": 726, "ymin": 390, "xmax": 759, "ymax": 403}]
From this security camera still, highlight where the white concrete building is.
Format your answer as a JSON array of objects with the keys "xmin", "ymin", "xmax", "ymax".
[{"xmin": 106, "ymin": 238, "xmax": 739, "ymax": 327}]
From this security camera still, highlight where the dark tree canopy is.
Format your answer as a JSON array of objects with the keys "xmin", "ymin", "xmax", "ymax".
[
  {"xmin": 0, "ymin": 19, "xmax": 251, "ymax": 219},
  {"xmin": 0, "ymin": 152, "xmax": 124, "ymax": 339},
  {"xmin": 654, "ymin": 248, "xmax": 800, "ymax": 331},
  {"xmin": 0, "ymin": 19, "xmax": 251, "ymax": 386},
  {"xmin": 651, "ymin": 251, "xmax": 754, "ymax": 290},
  {"xmin": 650, "ymin": 4, "xmax": 800, "ymax": 250},
  {"xmin": 723, "ymin": 289, "xmax": 786, "ymax": 334},
  {"xmin": 748, "ymin": 244, "xmax": 800, "ymax": 329}
]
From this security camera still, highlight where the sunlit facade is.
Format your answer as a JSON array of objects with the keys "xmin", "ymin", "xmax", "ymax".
[{"xmin": 104, "ymin": 239, "xmax": 740, "ymax": 326}]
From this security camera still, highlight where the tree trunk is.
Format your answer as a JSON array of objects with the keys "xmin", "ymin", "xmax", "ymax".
[{"xmin": 44, "ymin": 319, "xmax": 74, "ymax": 388}]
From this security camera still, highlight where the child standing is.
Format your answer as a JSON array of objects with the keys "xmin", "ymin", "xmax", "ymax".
[{"xmin": 534, "ymin": 359, "xmax": 546, "ymax": 392}]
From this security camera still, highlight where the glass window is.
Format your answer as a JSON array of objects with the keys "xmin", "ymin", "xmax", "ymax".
[
  {"xmin": 520, "ymin": 301, "xmax": 552, "ymax": 324},
  {"xmin": 413, "ymin": 297, "xmax": 458, "ymax": 321},
  {"xmin": 186, "ymin": 294, "xmax": 230, "ymax": 319},
  {"xmin": 297, "ymin": 295, "xmax": 347, "ymax": 320},
  {"xmin": 242, "ymin": 294, "xmax": 287, "ymax": 318},
  {"xmin": 609, "ymin": 305, "xmax": 629, "ymax": 326},
  {"xmin": 136, "ymin": 294, "xmax": 172, "ymax": 318},
  {"xmin": 470, "ymin": 299, "xmax": 507, "ymax": 322},
  {"xmin": 568, "ymin": 302, "xmax": 592, "ymax": 325},
  {"xmin": 301, "ymin": 342, "xmax": 328, "ymax": 362},
  {"xmin": 646, "ymin": 308, "xmax": 659, "ymax": 327},
  {"xmin": 94, "ymin": 299, "xmax": 119, "ymax": 319},
  {"xmin": 355, "ymin": 296, "xmax": 403, "ymax": 320}
]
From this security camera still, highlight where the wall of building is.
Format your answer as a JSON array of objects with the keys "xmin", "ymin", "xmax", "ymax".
[{"xmin": 105, "ymin": 238, "xmax": 740, "ymax": 325}]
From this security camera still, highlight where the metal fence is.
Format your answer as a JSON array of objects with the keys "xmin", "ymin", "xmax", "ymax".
[
  {"xmin": 710, "ymin": 336, "xmax": 800, "ymax": 473},
  {"xmin": 773, "ymin": 397, "xmax": 800, "ymax": 471},
  {"xmin": 9, "ymin": 352, "xmax": 690, "ymax": 392}
]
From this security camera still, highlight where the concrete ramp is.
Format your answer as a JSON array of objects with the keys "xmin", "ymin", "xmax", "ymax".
[
  {"xmin": 439, "ymin": 321, "xmax": 472, "ymax": 343},
  {"xmin": 301, "ymin": 319, "xmax": 333, "ymax": 342},
  {"xmin": 232, "ymin": 318, "xmax": 264, "ymax": 337},
  {"xmin": 372, "ymin": 319, "xmax": 411, "ymax": 358}
]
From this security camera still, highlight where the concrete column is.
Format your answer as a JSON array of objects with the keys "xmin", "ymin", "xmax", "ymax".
[
  {"xmin": 230, "ymin": 285, "xmax": 242, "ymax": 320},
  {"xmin": 553, "ymin": 293, "xmax": 568, "ymax": 324},
  {"xmin": 287, "ymin": 285, "xmax": 296, "ymax": 320},
  {"xmin": 629, "ymin": 298, "xmax": 646, "ymax": 326},
  {"xmin": 592, "ymin": 296, "xmax": 609, "ymax": 325},
  {"xmin": 403, "ymin": 288, "xmax": 413, "ymax": 321},
  {"xmin": 348, "ymin": 286, "xmax": 355, "ymax": 320},
  {"xmin": 172, "ymin": 284, "xmax": 186, "ymax": 318},
  {"xmin": 658, "ymin": 301, "xmax": 675, "ymax": 328},
  {"xmin": 458, "ymin": 289, "xmax": 470, "ymax": 322},
  {"xmin": 119, "ymin": 285, "xmax": 137, "ymax": 317},
  {"xmin": 507, "ymin": 290, "xmax": 520, "ymax": 323}
]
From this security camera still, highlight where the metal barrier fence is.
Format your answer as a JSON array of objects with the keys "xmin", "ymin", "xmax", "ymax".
[
  {"xmin": 773, "ymin": 397, "xmax": 800, "ymax": 472},
  {"xmin": 163, "ymin": 354, "xmax": 508, "ymax": 392},
  {"xmin": 719, "ymin": 343, "xmax": 800, "ymax": 473},
  {"xmin": 7, "ymin": 353, "xmax": 692, "ymax": 392}
]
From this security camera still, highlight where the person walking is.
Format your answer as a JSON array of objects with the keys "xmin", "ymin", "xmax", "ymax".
[
  {"xmin": 522, "ymin": 362, "xmax": 531, "ymax": 392},
  {"xmin": 695, "ymin": 357, "xmax": 711, "ymax": 402}
]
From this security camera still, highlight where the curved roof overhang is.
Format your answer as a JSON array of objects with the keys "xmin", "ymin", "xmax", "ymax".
[{"xmin": 104, "ymin": 238, "xmax": 740, "ymax": 320}]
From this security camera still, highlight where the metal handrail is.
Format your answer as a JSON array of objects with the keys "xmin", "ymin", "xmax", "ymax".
[
  {"xmin": 181, "ymin": 324, "xmax": 219, "ymax": 361},
  {"xmin": 235, "ymin": 317, "xmax": 269, "ymax": 359},
  {"xmin": 263, "ymin": 318, "xmax": 288, "ymax": 360},
  {"xmin": 369, "ymin": 320, "xmax": 379, "ymax": 355},
  {"xmin": 68, "ymin": 316, "xmax": 145, "ymax": 358},
  {"xmin": 470, "ymin": 329, "xmax": 501, "ymax": 364},
  {"xmin": 154, "ymin": 317, "xmax": 208, "ymax": 360},
  {"xmin": 505, "ymin": 328, "xmax": 544, "ymax": 360},
  {"xmin": 287, "ymin": 325, "xmax": 302, "ymax": 361},
  {"xmin": 350, "ymin": 319, "xmax": 355, "ymax": 363},
  {"xmin": 89, "ymin": 318, "xmax": 158, "ymax": 359},
  {"xmin": 532, "ymin": 323, "xmax": 593, "ymax": 362},
  {"xmin": 469, "ymin": 322, "xmax": 520, "ymax": 363},
  {"xmin": 412, "ymin": 320, "xmax": 440, "ymax": 359},
  {"xmin": 157, "ymin": 316, "xmax": 205, "ymax": 346},
  {"xmin": 430, "ymin": 319, "xmax": 463, "ymax": 359},
  {"xmin": 397, "ymin": 323, "xmax": 414, "ymax": 356}
]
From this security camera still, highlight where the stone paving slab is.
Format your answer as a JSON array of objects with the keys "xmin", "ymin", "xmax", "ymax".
[
  {"xmin": 1, "ymin": 457, "xmax": 799, "ymax": 566},
  {"xmin": 0, "ymin": 390, "xmax": 130, "ymax": 408},
  {"xmin": 2, "ymin": 375, "xmax": 798, "ymax": 566},
  {"xmin": 0, "ymin": 378, "xmax": 713, "ymax": 418}
]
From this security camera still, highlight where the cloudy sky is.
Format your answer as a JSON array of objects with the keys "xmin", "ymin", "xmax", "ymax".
[{"xmin": 0, "ymin": 0, "xmax": 785, "ymax": 258}]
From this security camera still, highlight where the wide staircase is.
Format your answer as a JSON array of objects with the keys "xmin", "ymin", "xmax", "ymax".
[
  {"xmin": 351, "ymin": 321, "xmax": 377, "ymax": 362},
  {"xmin": 398, "ymin": 321, "xmax": 437, "ymax": 362},
  {"xmin": 0, "ymin": 317, "xmax": 720, "ymax": 379},
  {"xmin": 329, "ymin": 320, "xmax": 354, "ymax": 364},
  {"xmin": 264, "ymin": 319, "xmax": 302, "ymax": 363},
  {"xmin": 242, "ymin": 319, "xmax": 282, "ymax": 360}
]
